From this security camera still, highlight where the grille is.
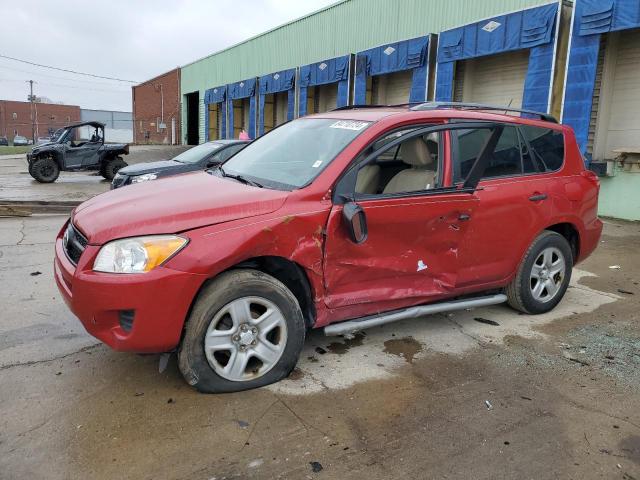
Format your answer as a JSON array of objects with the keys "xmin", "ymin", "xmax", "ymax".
[{"xmin": 63, "ymin": 222, "xmax": 88, "ymax": 265}]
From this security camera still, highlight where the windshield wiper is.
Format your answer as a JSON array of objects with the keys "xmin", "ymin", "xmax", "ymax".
[{"xmin": 216, "ymin": 166, "xmax": 263, "ymax": 188}]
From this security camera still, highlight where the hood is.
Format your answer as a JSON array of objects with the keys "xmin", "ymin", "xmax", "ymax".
[
  {"xmin": 73, "ymin": 171, "xmax": 289, "ymax": 245},
  {"xmin": 118, "ymin": 160, "xmax": 184, "ymax": 176}
]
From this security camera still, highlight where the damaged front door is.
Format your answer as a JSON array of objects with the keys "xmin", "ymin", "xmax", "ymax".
[
  {"xmin": 323, "ymin": 193, "xmax": 477, "ymax": 310},
  {"xmin": 323, "ymin": 126, "xmax": 479, "ymax": 312}
]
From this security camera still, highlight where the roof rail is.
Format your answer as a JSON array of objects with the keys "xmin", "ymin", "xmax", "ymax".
[
  {"xmin": 410, "ymin": 102, "xmax": 557, "ymax": 123},
  {"xmin": 331, "ymin": 104, "xmax": 399, "ymax": 111}
]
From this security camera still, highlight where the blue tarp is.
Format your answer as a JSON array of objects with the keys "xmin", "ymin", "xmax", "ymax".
[
  {"xmin": 258, "ymin": 69, "xmax": 296, "ymax": 136},
  {"xmin": 227, "ymin": 78, "xmax": 257, "ymax": 139},
  {"xmin": 435, "ymin": 2, "xmax": 558, "ymax": 113},
  {"xmin": 354, "ymin": 36, "xmax": 429, "ymax": 105},
  {"xmin": 204, "ymin": 85, "xmax": 226, "ymax": 140},
  {"xmin": 298, "ymin": 54, "xmax": 350, "ymax": 116},
  {"xmin": 563, "ymin": 0, "xmax": 640, "ymax": 154}
]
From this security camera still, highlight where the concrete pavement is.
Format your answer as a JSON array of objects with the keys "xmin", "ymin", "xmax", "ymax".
[{"xmin": 1, "ymin": 216, "xmax": 639, "ymax": 479}]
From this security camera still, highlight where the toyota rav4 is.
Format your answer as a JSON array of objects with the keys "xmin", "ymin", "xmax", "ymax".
[{"xmin": 54, "ymin": 103, "xmax": 602, "ymax": 393}]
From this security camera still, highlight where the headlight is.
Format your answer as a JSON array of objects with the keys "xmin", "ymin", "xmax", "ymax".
[
  {"xmin": 130, "ymin": 173, "xmax": 158, "ymax": 184},
  {"xmin": 93, "ymin": 235, "xmax": 187, "ymax": 273}
]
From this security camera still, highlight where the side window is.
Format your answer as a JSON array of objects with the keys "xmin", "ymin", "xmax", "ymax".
[
  {"xmin": 520, "ymin": 125, "xmax": 565, "ymax": 172},
  {"xmin": 355, "ymin": 129, "xmax": 440, "ymax": 195},
  {"xmin": 453, "ymin": 125, "xmax": 523, "ymax": 183}
]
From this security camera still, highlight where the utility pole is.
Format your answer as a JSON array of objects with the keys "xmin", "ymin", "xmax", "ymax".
[{"xmin": 26, "ymin": 80, "xmax": 36, "ymax": 143}]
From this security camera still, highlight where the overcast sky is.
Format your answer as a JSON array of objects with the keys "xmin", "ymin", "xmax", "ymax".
[{"xmin": 0, "ymin": 0, "xmax": 338, "ymax": 112}]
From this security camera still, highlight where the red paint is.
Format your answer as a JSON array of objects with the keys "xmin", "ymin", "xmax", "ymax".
[{"xmin": 54, "ymin": 108, "xmax": 602, "ymax": 352}]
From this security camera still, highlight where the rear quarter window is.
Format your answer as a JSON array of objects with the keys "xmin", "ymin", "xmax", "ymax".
[{"xmin": 520, "ymin": 125, "xmax": 565, "ymax": 172}]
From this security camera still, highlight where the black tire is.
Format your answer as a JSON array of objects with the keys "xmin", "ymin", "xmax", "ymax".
[
  {"xmin": 30, "ymin": 157, "xmax": 60, "ymax": 183},
  {"xmin": 178, "ymin": 269, "xmax": 306, "ymax": 393},
  {"xmin": 101, "ymin": 156, "xmax": 127, "ymax": 180},
  {"xmin": 506, "ymin": 231, "xmax": 573, "ymax": 314}
]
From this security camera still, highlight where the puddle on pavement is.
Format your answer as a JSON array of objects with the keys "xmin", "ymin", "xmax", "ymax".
[{"xmin": 383, "ymin": 337, "xmax": 423, "ymax": 364}]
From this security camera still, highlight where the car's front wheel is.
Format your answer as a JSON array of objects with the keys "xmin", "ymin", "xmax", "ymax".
[
  {"xmin": 101, "ymin": 156, "xmax": 127, "ymax": 180},
  {"xmin": 30, "ymin": 157, "xmax": 60, "ymax": 183},
  {"xmin": 506, "ymin": 230, "xmax": 573, "ymax": 314},
  {"xmin": 178, "ymin": 269, "xmax": 306, "ymax": 393}
]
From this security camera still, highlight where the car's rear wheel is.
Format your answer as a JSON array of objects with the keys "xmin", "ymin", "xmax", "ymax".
[
  {"xmin": 101, "ymin": 156, "xmax": 127, "ymax": 180},
  {"xmin": 506, "ymin": 231, "xmax": 573, "ymax": 314},
  {"xmin": 178, "ymin": 269, "xmax": 306, "ymax": 393},
  {"xmin": 30, "ymin": 157, "xmax": 60, "ymax": 183}
]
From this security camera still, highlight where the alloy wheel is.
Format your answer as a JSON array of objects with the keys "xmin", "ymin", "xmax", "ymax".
[
  {"xmin": 530, "ymin": 246, "xmax": 566, "ymax": 303},
  {"xmin": 204, "ymin": 296, "xmax": 288, "ymax": 381}
]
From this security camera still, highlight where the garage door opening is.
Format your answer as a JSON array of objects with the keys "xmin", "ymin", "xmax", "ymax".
[
  {"xmin": 298, "ymin": 54, "xmax": 352, "ymax": 117},
  {"xmin": 207, "ymin": 103, "xmax": 222, "ymax": 141},
  {"xmin": 591, "ymin": 29, "xmax": 640, "ymax": 160},
  {"xmin": 185, "ymin": 91, "xmax": 199, "ymax": 145},
  {"xmin": 232, "ymin": 98, "xmax": 250, "ymax": 139},
  {"xmin": 371, "ymin": 69, "xmax": 414, "ymax": 105},
  {"xmin": 262, "ymin": 92, "xmax": 288, "ymax": 134},
  {"xmin": 304, "ymin": 84, "xmax": 339, "ymax": 114},
  {"xmin": 456, "ymin": 49, "xmax": 529, "ymax": 109}
]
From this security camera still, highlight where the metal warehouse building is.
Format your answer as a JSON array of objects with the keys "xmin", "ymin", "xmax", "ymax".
[
  {"xmin": 180, "ymin": 0, "xmax": 557, "ymax": 144},
  {"xmin": 168, "ymin": 0, "xmax": 640, "ymax": 221},
  {"xmin": 562, "ymin": 0, "xmax": 640, "ymax": 220}
]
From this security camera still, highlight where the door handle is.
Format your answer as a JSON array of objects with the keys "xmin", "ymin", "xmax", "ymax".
[
  {"xmin": 529, "ymin": 193, "xmax": 547, "ymax": 202},
  {"xmin": 458, "ymin": 213, "xmax": 471, "ymax": 221}
]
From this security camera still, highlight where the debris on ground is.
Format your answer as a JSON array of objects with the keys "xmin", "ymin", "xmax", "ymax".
[
  {"xmin": 315, "ymin": 347, "xmax": 327, "ymax": 355},
  {"xmin": 167, "ymin": 398, "xmax": 175, "ymax": 404},
  {"xmin": 474, "ymin": 317, "xmax": 500, "ymax": 326},
  {"xmin": 618, "ymin": 289, "xmax": 634, "ymax": 295},
  {"xmin": 485, "ymin": 400, "xmax": 493, "ymax": 410},
  {"xmin": 30, "ymin": 271, "xmax": 42, "ymax": 276},
  {"xmin": 609, "ymin": 265, "xmax": 621, "ymax": 269},
  {"xmin": 309, "ymin": 461, "xmax": 323, "ymax": 473},
  {"xmin": 234, "ymin": 419, "xmax": 249, "ymax": 428}
]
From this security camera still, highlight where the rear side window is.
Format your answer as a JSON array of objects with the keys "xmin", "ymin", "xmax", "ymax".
[
  {"xmin": 453, "ymin": 126, "xmax": 525, "ymax": 182},
  {"xmin": 520, "ymin": 126, "xmax": 565, "ymax": 172}
]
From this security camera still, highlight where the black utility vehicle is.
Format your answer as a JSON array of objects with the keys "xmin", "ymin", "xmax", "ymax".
[
  {"xmin": 111, "ymin": 139, "xmax": 249, "ymax": 189},
  {"xmin": 27, "ymin": 121, "xmax": 129, "ymax": 183}
]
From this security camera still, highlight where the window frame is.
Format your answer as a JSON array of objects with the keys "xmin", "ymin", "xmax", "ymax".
[{"xmin": 333, "ymin": 121, "xmax": 502, "ymax": 204}]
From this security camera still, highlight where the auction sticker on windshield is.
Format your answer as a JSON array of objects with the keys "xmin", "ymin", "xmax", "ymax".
[{"xmin": 330, "ymin": 120, "xmax": 369, "ymax": 131}]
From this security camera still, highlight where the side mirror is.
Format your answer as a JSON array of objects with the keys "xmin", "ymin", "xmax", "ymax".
[
  {"xmin": 342, "ymin": 202, "xmax": 367, "ymax": 244},
  {"xmin": 206, "ymin": 160, "xmax": 220, "ymax": 168}
]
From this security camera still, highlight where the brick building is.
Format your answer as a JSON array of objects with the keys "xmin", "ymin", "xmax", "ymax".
[
  {"xmin": 0, "ymin": 100, "xmax": 80, "ymax": 141},
  {"xmin": 132, "ymin": 68, "xmax": 181, "ymax": 144}
]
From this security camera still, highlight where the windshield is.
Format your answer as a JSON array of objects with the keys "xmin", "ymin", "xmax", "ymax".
[
  {"xmin": 222, "ymin": 118, "xmax": 371, "ymax": 189},
  {"xmin": 173, "ymin": 142, "xmax": 223, "ymax": 163}
]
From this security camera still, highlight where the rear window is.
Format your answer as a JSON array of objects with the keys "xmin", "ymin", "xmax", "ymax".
[
  {"xmin": 520, "ymin": 126, "xmax": 565, "ymax": 172},
  {"xmin": 453, "ymin": 126, "xmax": 530, "ymax": 182}
]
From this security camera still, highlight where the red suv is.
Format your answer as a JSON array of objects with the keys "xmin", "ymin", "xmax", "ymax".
[{"xmin": 54, "ymin": 103, "xmax": 602, "ymax": 393}]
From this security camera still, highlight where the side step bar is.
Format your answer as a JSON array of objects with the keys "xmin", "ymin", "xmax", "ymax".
[{"xmin": 324, "ymin": 294, "xmax": 507, "ymax": 337}]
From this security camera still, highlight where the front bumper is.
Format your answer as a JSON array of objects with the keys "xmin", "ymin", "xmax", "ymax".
[{"xmin": 54, "ymin": 230, "xmax": 206, "ymax": 353}]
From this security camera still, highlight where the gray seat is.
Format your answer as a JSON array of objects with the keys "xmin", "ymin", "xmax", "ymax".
[
  {"xmin": 355, "ymin": 164, "xmax": 381, "ymax": 194},
  {"xmin": 383, "ymin": 137, "xmax": 436, "ymax": 194}
]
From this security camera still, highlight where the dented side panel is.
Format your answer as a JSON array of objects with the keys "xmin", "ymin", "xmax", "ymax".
[{"xmin": 322, "ymin": 193, "xmax": 478, "ymax": 311}]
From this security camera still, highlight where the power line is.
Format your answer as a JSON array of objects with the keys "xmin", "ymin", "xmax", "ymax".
[
  {"xmin": 0, "ymin": 64, "xmax": 134, "ymax": 87},
  {"xmin": 0, "ymin": 77, "xmax": 130, "ymax": 94},
  {"xmin": 0, "ymin": 53, "xmax": 139, "ymax": 83}
]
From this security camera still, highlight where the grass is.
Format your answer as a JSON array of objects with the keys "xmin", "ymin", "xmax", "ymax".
[{"xmin": 0, "ymin": 146, "xmax": 32, "ymax": 155}]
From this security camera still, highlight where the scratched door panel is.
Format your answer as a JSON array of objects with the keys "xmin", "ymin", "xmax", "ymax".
[{"xmin": 323, "ymin": 193, "xmax": 478, "ymax": 311}]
